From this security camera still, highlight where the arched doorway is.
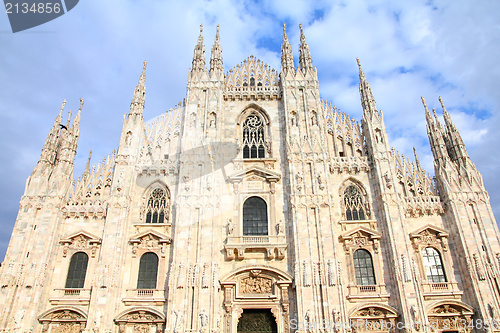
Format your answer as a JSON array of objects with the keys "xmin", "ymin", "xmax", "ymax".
[
  {"xmin": 220, "ymin": 266, "xmax": 292, "ymax": 333},
  {"xmin": 237, "ymin": 309, "xmax": 277, "ymax": 333}
]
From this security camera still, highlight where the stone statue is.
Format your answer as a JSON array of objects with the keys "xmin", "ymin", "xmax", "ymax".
[
  {"xmin": 227, "ymin": 218, "xmax": 234, "ymax": 235},
  {"xmin": 199, "ymin": 309, "xmax": 208, "ymax": 329}
]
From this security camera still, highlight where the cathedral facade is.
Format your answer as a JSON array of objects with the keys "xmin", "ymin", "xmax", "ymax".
[{"xmin": 1, "ymin": 24, "xmax": 499, "ymax": 333}]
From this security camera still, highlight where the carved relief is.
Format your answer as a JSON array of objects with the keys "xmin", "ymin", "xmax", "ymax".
[
  {"xmin": 473, "ymin": 253, "xmax": 486, "ymax": 281},
  {"xmin": 60, "ymin": 232, "xmax": 102, "ymax": 258},
  {"xmin": 349, "ymin": 306, "xmax": 398, "ymax": 333},
  {"xmin": 240, "ymin": 276, "xmax": 272, "ymax": 294}
]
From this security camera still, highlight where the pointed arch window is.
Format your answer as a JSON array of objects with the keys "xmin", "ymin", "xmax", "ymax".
[
  {"xmin": 344, "ymin": 185, "xmax": 366, "ymax": 220},
  {"xmin": 422, "ymin": 247, "xmax": 446, "ymax": 283},
  {"xmin": 65, "ymin": 252, "xmax": 88, "ymax": 288},
  {"xmin": 243, "ymin": 197, "xmax": 268, "ymax": 235},
  {"xmin": 242, "ymin": 115, "xmax": 265, "ymax": 159},
  {"xmin": 137, "ymin": 252, "xmax": 159, "ymax": 289},
  {"xmin": 353, "ymin": 249, "xmax": 376, "ymax": 285},
  {"xmin": 145, "ymin": 188, "xmax": 167, "ymax": 224}
]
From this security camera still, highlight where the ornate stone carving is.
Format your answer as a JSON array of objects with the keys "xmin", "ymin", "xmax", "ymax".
[
  {"xmin": 133, "ymin": 324, "xmax": 149, "ymax": 333},
  {"xmin": 303, "ymin": 261, "xmax": 310, "ymax": 287},
  {"xmin": 240, "ymin": 276, "xmax": 272, "ymax": 294},
  {"xmin": 473, "ymin": 253, "xmax": 486, "ymax": 281},
  {"xmin": 327, "ymin": 259, "xmax": 335, "ymax": 286},
  {"xmin": 50, "ymin": 311, "xmax": 84, "ymax": 320}
]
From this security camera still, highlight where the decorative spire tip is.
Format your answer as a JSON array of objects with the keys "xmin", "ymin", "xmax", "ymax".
[{"xmin": 79, "ymin": 98, "xmax": 84, "ymax": 111}]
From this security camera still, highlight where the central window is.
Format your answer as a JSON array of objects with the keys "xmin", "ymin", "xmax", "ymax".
[
  {"xmin": 422, "ymin": 247, "xmax": 446, "ymax": 283},
  {"xmin": 242, "ymin": 114, "xmax": 265, "ymax": 159},
  {"xmin": 353, "ymin": 249, "xmax": 376, "ymax": 285},
  {"xmin": 243, "ymin": 197, "xmax": 268, "ymax": 235},
  {"xmin": 137, "ymin": 252, "xmax": 159, "ymax": 289}
]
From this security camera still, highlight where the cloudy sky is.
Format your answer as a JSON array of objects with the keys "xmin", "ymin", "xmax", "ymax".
[{"xmin": 1, "ymin": 0, "xmax": 499, "ymax": 261}]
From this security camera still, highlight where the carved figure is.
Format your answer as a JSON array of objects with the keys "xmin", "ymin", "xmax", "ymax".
[
  {"xmin": 276, "ymin": 220, "xmax": 284, "ymax": 235},
  {"xmin": 225, "ymin": 218, "xmax": 234, "ymax": 236}
]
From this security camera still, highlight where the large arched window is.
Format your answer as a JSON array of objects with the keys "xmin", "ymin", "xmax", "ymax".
[
  {"xmin": 65, "ymin": 252, "xmax": 89, "ymax": 289},
  {"xmin": 243, "ymin": 197, "xmax": 268, "ymax": 236},
  {"xmin": 145, "ymin": 188, "xmax": 167, "ymax": 224},
  {"xmin": 353, "ymin": 249, "xmax": 376, "ymax": 285},
  {"xmin": 242, "ymin": 114, "xmax": 265, "ymax": 159},
  {"xmin": 344, "ymin": 185, "xmax": 366, "ymax": 220},
  {"xmin": 137, "ymin": 252, "xmax": 159, "ymax": 289},
  {"xmin": 422, "ymin": 247, "xmax": 446, "ymax": 283}
]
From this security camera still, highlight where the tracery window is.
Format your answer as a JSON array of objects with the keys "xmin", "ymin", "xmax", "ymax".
[
  {"xmin": 145, "ymin": 188, "xmax": 167, "ymax": 224},
  {"xmin": 65, "ymin": 252, "xmax": 88, "ymax": 288},
  {"xmin": 353, "ymin": 249, "xmax": 376, "ymax": 285},
  {"xmin": 242, "ymin": 115, "xmax": 265, "ymax": 159},
  {"xmin": 137, "ymin": 252, "xmax": 159, "ymax": 289},
  {"xmin": 344, "ymin": 185, "xmax": 366, "ymax": 220},
  {"xmin": 422, "ymin": 247, "xmax": 446, "ymax": 283},
  {"xmin": 243, "ymin": 197, "xmax": 268, "ymax": 235}
]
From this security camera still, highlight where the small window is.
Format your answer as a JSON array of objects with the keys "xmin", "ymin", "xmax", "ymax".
[
  {"xmin": 65, "ymin": 252, "xmax": 89, "ymax": 289},
  {"xmin": 422, "ymin": 247, "xmax": 446, "ymax": 283},
  {"xmin": 137, "ymin": 252, "xmax": 159, "ymax": 289},
  {"xmin": 344, "ymin": 185, "xmax": 366, "ymax": 220},
  {"xmin": 145, "ymin": 188, "xmax": 167, "ymax": 224},
  {"xmin": 353, "ymin": 249, "xmax": 376, "ymax": 285},
  {"xmin": 243, "ymin": 197, "xmax": 268, "ymax": 236},
  {"xmin": 242, "ymin": 114, "xmax": 265, "ymax": 159}
]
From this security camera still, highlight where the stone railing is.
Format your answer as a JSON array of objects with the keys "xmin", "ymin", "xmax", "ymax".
[
  {"xmin": 346, "ymin": 284, "xmax": 390, "ymax": 301},
  {"xmin": 225, "ymin": 235, "xmax": 287, "ymax": 260},
  {"xmin": 49, "ymin": 288, "xmax": 92, "ymax": 305},
  {"xmin": 224, "ymin": 85, "xmax": 281, "ymax": 101},
  {"xmin": 403, "ymin": 195, "xmax": 444, "ymax": 217},
  {"xmin": 122, "ymin": 289, "xmax": 166, "ymax": 305},
  {"xmin": 421, "ymin": 281, "xmax": 462, "ymax": 300},
  {"xmin": 329, "ymin": 156, "xmax": 369, "ymax": 174}
]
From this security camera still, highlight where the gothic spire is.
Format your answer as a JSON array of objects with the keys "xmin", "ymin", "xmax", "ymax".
[
  {"xmin": 422, "ymin": 96, "xmax": 448, "ymax": 163},
  {"xmin": 281, "ymin": 24, "xmax": 295, "ymax": 73},
  {"xmin": 84, "ymin": 150, "xmax": 92, "ymax": 178},
  {"xmin": 413, "ymin": 147, "xmax": 422, "ymax": 171},
  {"xmin": 357, "ymin": 58, "xmax": 378, "ymax": 115},
  {"xmin": 439, "ymin": 96, "xmax": 469, "ymax": 161},
  {"xmin": 298, "ymin": 23, "xmax": 313, "ymax": 73},
  {"xmin": 129, "ymin": 61, "xmax": 147, "ymax": 116},
  {"xmin": 209, "ymin": 24, "xmax": 224, "ymax": 76},
  {"xmin": 39, "ymin": 100, "xmax": 66, "ymax": 165},
  {"xmin": 192, "ymin": 24, "xmax": 206, "ymax": 72}
]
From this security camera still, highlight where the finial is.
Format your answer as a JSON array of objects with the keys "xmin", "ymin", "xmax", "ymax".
[
  {"xmin": 200, "ymin": 23, "xmax": 203, "ymax": 34},
  {"xmin": 143, "ymin": 60, "xmax": 147, "ymax": 72},
  {"xmin": 79, "ymin": 98, "xmax": 84, "ymax": 112},
  {"xmin": 216, "ymin": 24, "xmax": 219, "ymax": 34},
  {"xmin": 283, "ymin": 23, "xmax": 286, "ymax": 32},
  {"xmin": 421, "ymin": 96, "xmax": 429, "ymax": 112},
  {"xmin": 356, "ymin": 57, "xmax": 361, "ymax": 68},
  {"xmin": 413, "ymin": 147, "xmax": 422, "ymax": 171},
  {"xmin": 85, "ymin": 150, "xmax": 92, "ymax": 174},
  {"xmin": 65, "ymin": 110, "xmax": 72, "ymax": 128},
  {"xmin": 60, "ymin": 99, "xmax": 66, "ymax": 112},
  {"xmin": 432, "ymin": 108, "xmax": 439, "ymax": 120},
  {"xmin": 299, "ymin": 23, "xmax": 303, "ymax": 33},
  {"xmin": 438, "ymin": 96, "xmax": 448, "ymax": 113}
]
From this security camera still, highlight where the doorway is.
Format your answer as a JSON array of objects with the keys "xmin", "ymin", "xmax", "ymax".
[{"xmin": 237, "ymin": 309, "xmax": 277, "ymax": 333}]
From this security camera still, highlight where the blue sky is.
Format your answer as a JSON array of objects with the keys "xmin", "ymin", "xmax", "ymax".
[{"xmin": 1, "ymin": 0, "xmax": 499, "ymax": 261}]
